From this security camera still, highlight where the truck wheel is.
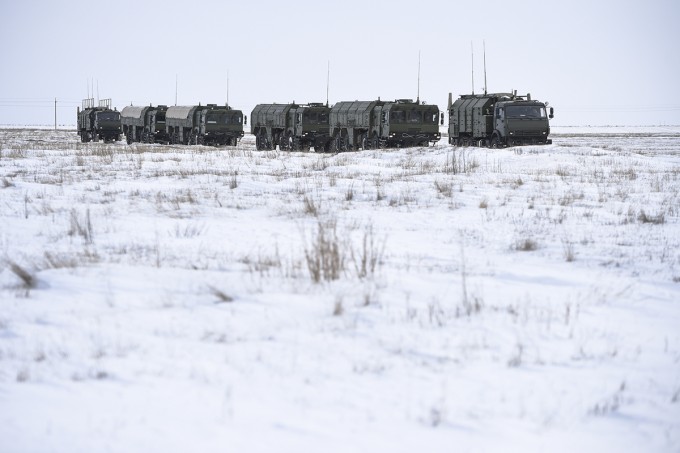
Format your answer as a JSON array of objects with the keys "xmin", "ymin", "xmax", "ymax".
[
  {"xmin": 341, "ymin": 135, "xmax": 350, "ymax": 152},
  {"xmin": 490, "ymin": 136, "xmax": 500, "ymax": 149}
]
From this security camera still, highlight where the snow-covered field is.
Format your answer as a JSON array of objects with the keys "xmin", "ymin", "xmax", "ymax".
[{"xmin": 1, "ymin": 127, "xmax": 679, "ymax": 452}]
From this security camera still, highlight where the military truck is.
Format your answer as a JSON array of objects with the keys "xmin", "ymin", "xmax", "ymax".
[
  {"xmin": 447, "ymin": 91, "xmax": 553, "ymax": 147},
  {"xmin": 166, "ymin": 104, "xmax": 244, "ymax": 146},
  {"xmin": 77, "ymin": 98, "xmax": 121, "ymax": 143},
  {"xmin": 329, "ymin": 99, "xmax": 441, "ymax": 151},
  {"xmin": 251, "ymin": 102, "xmax": 331, "ymax": 151},
  {"xmin": 121, "ymin": 105, "xmax": 169, "ymax": 144}
]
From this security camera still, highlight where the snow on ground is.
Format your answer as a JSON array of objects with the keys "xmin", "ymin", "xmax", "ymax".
[{"xmin": 1, "ymin": 127, "xmax": 679, "ymax": 452}]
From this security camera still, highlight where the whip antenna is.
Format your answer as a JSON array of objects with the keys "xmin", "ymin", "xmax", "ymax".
[
  {"xmin": 471, "ymin": 41, "xmax": 475, "ymax": 95},
  {"xmin": 326, "ymin": 61, "xmax": 330, "ymax": 107},
  {"xmin": 417, "ymin": 50, "xmax": 421, "ymax": 104},
  {"xmin": 483, "ymin": 40, "xmax": 488, "ymax": 95}
]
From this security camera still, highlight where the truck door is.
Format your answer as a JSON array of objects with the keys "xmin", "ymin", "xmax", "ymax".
[
  {"xmin": 380, "ymin": 108, "xmax": 387, "ymax": 137},
  {"xmin": 294, "ymin": 110, "xmax": 301, "ymax": 136},
  {"xmin": 495, "ymin": 106, "xmax": 505, "ymax": 136}
]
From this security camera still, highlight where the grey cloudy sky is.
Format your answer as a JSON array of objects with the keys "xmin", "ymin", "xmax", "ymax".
[{"xmin": 1, "ymin": 0, "xmax": 679, "ymax": 126}]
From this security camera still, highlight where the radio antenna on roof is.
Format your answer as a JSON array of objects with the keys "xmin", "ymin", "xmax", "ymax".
[
  {"xmin": 471, "ymin": 41, "xmax": 475, "ymax": 95},
  {"xmin": 417, "ymin": 50, "xmax": 421, "ymax": 104},
  {"xmin": 483, "ymin": 40, "xmax": 488, "ymax": 95},
  {"xmin": 175, "ymin": 74, "xmax": 178, "ymax": 106},
  {"xmin": 326, "ymin": 61, "xmax": 330, "ymax": 107}
]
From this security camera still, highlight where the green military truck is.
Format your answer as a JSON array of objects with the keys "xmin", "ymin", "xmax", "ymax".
[
  {"xmin": 166, "ymin": 104, "xmax": 244, "ymax": 146},
  {"xmin": 447, "ymin": 91, "xmax": 554, "ymax": 147},
  {"xmin": 329, "ymin": 99, "xmax": 441, "ymax": 151},
  {"xmin": 121, "ymin": 105, "xmax": 169, "ymax": 144},
  {"xmin": 77, "ymin": 98, "xmax": 121, "ymax": 143},
  {"xmin": 251, "ymin": 102, "xmax": 331, "ymax": 151}
]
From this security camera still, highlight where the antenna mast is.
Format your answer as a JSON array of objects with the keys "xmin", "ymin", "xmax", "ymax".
[
  {"xmin": 226, "ymin": 71, "xmax": 229, "ymax": 107},
  {"xmin": 483, "ymin": 40, "xmax": 488, "ymax": 95},
  {"xmin": 471, "ymin": 42, "xmax": 475, "ymax": 95},
  {"xmin": 175, "ymin": 74, "xmax": 178, "ymax": 106},
  {"xmin": 326, "ymin": 61, "xmax": 330, "ymax": 107},
  {"xmin": 417, "ymin": 50, "xmax": 421, "ymax": 104}
]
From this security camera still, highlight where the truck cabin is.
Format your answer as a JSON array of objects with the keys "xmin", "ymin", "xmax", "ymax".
[{"xmin": 152, "ymin": 108, "xmax": 167, "ymax": 125}]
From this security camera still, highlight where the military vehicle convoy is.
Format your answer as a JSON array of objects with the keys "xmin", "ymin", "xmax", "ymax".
[
  {"xmin": 251, "ymin": 98, "xmax": 441, "ymax": 152},
  {"xmin": 77, "ymin": 98, "xmax": 121, "ymax": 143},
  {"xmin": 121, "ymin": 105, "xmax": 170, "ymax": 144},
  {"xmin": 251, "ymin": 103, "xmax": 331, "ymax": 151},
  {"xmin": 447, "ymin": 91, "xmax": 554, "ymax": 147},
  {"xmin": 166, "ymin": 104, "xmax": 244, "ymax": 146}
]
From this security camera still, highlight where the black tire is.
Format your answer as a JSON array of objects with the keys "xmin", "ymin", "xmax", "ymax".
[{"xmin": 490, "ymin": 135, "xmax": 500, "ymax": 149}]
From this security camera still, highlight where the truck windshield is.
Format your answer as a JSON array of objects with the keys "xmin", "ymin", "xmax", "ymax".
[
  {"xmin": 424, "ymin": 110, "xmax": 438, "ymax": 124},
  {"xmin": 505, "ymin": 105, "xmax": 546, "ymax": 118},
  {"xmin": 408, "ymin": 110, "xmax": 422, "ymax": 123},
  {"xmin": 207, "ymin": 113, "xmax": 242, "ymax": 124},
  {"xmin": 390, "ymin": 110, "xmax": 406, "ymax": 123},
  {"xmin": 302, "ymin": 111, "xmax": 328, "ymax": 124},
  {"xmin": 98, "ymin": 112, "xmax": 120, "ymax": 121}
]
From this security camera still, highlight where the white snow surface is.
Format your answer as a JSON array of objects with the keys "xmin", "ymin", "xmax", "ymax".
[{"xmin": 1, "ymin": 128, "xmax": 679, "ymax": 452}]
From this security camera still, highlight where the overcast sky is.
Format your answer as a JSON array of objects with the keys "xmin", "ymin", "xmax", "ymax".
[{"xmin": 1, "ymin": 0, "xmax": 679, "ymax": 126}]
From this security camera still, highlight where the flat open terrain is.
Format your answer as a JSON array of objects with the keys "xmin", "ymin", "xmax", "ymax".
[{"xmin": 1, "ymin": 126, "xmax": 679, "ymax": 452}]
